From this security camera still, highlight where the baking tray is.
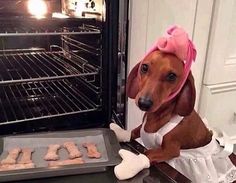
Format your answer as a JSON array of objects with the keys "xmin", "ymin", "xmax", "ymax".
[{"xmin": 0, "ymin": 128, "xmax": 121, "ymax": 182}]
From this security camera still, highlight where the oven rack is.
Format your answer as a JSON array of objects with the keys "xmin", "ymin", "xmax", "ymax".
[
  {"xmin": 0, "ymin": 24, "xmax": 101, "ymax": 37},
  {"xmin": 62, "ymin": 36, "xmax": 101, "ymax": 56},
  {"xmin": 0, "ymin": 79, "xmax": 101, "ymax": 125},
  {"xmin": 0, "ymin": 50, "xmax": 100, "ymax": 84}
]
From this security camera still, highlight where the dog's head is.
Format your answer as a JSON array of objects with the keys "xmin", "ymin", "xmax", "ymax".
[
  {"xmin": 127, "ymin": 25, "xmax": 196, "ymax": 116},
  {"xmin": 127, "ymin": 51, "xmax": 196, "ymax": 116}
]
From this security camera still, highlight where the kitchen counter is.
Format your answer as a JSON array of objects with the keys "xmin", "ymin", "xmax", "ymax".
[{"xmin": 12, "ymin": 141, "xmax": 191, "ymax": 183}]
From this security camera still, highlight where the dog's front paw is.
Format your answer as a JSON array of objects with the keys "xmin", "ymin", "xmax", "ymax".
[
  {"xmin": 109, "ymin": 123, "xmax": 131, "ymax": 142},
  {"xmin": 114, "ymin": 149, "xmax": 150, "ymax": 180},
  {"xmin": 144, "ymin": 149, "xmax": 154, "ymax": 157}
]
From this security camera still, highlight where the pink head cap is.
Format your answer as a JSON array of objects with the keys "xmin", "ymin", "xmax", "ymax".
[{"xmin": 140, "ymin": 25, "xmax": 196, "ymax": 102}]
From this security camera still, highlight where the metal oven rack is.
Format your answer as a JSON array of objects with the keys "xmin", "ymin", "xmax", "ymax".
[
  {"xmin": 61, "ymin": 36, "xmax": 101, "ymax": 56},
  {"xmin": 0, "ymin": 79, "xmax": 100, "ymax": 124},
  {"xmin": 0, "ymin": 50, "xmax": 99, "ymax": 84},
  {"xmin": 0, "ymin": 24, "xmax": 101, "ymax": 37},
  {"xmin": 0, "ymin": 23, "xmax": 102, "ymax": 125}
]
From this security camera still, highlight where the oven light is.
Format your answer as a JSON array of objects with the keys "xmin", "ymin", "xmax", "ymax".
[{"xmin": 28, "ymin": 0, "xmax": 47, "ymax": 19}]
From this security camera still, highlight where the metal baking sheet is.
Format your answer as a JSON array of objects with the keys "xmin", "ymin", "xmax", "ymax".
[
  {"xmin": 2, "ymin": 135, "xmax": 108, "ymax": 166},
  {"xmin": 0, "ymin": 128, "xmax": 121, "ymax": 182}
]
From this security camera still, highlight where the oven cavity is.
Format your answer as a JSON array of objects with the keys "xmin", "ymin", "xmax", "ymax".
[{"xmin": 0, "ymin": 17, "xmax": 103, "ymax": 125}]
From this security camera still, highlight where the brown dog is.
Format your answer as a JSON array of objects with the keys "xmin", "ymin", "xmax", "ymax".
[
  {"xmin": 127, "ymin": 50, "xmax": 236, "ymax": 181},
  {"xmin": 128, "ymin": 50, "xmax": 211, "ymax": 159}
]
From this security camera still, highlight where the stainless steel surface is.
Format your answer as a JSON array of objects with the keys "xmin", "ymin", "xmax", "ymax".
[{"xmin": 0, "ymin": 79, "xmax": 101, "ymax": 125}]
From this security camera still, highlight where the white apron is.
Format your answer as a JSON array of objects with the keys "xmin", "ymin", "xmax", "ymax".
[{"xmin": 140, "ymin": 115, "xmax": 236, "ymax": 183}]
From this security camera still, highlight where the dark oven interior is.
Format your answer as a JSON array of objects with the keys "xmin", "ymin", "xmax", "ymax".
[{"xmin": 0, "ymin": 0, "xmax": 122, "ymax": 135}]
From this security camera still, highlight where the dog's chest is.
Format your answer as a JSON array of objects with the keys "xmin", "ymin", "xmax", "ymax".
[{"xmin": 140, "ymin": 115, "xmax": 183, "ymax": 149}]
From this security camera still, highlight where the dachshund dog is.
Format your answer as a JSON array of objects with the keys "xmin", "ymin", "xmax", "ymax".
[
  {"xmin": 128, "ymin": 50, "xmax": 213, "ymax": 161},
  {"xmin": 111, "ymin": 26, "xmax": 236, "ymax": 183}
]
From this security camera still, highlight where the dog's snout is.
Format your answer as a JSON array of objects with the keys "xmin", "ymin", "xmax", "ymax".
[{"xmin": 138, "ymin": 97, "xmax": 153, "ymax": 111}]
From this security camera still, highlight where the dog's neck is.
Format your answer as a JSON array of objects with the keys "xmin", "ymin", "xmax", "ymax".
[{"xmin": 144, "ymin": 101, "xmax": 178, "ymax": 133}]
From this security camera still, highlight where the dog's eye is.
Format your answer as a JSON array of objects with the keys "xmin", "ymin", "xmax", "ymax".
[
  {"xmin": 141, "ymin": 64, "xmax": 149, "ymax": 74},
  {"xmin": 166, "ymin": 72, "xmax": 177, "ymax": 82}
]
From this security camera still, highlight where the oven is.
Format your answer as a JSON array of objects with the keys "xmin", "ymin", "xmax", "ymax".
[
  {"xmin": 0, "ymin": 0, "xmax": 122, "ymax": 134},
  {"xmin": 0, "ymin": 0, "xmax": 190, "ymax": 182}
]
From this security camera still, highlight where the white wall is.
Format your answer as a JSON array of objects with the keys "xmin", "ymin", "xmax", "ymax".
[
  {"xmin": 127, "ymin": 0, "xmax": 214, "ymax": 130},
  {"xmin": 199, "ymin": 0, "xmax": 236, "ymax": 128}
]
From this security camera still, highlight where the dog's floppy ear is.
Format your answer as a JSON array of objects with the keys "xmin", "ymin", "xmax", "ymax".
[
  {"xmin": 126, "ymin": 62, "xmax": 141, "ymax": 99},
  {"xmin": 175, "ymin": 72, "xmax": 196, "ymax": 116}
]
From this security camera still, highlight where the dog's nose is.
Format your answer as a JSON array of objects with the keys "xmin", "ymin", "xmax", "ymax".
[{"xmin": 138, "ymin": 97, "xmax": 153, "ymax": 111}]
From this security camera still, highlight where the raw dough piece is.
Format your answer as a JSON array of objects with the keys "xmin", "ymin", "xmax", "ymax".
[
  {"xmin": 18, "ymin": 148, "xmax": 34, "ymax": 164},
  {"xmin": 63, "ymin": 141, "xmax": 82, "ymax": 159},
  {"xmin": 0, "ymin": 163, "xmax": 35, "ymax": 171},
  {"xmin": 48, "ymin": 158, "xmax": 84, "ymax": 167},
  {"xmin": 44, "ymin": 144, "xmax": 61, "ymax": 161},
  {"xmin": 1, "ymin": 148, "xmax": 21, "ymax": 165},
  {"xmin": 83, "ymin": 143, "xmax": 101, "ymax": 159}
]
